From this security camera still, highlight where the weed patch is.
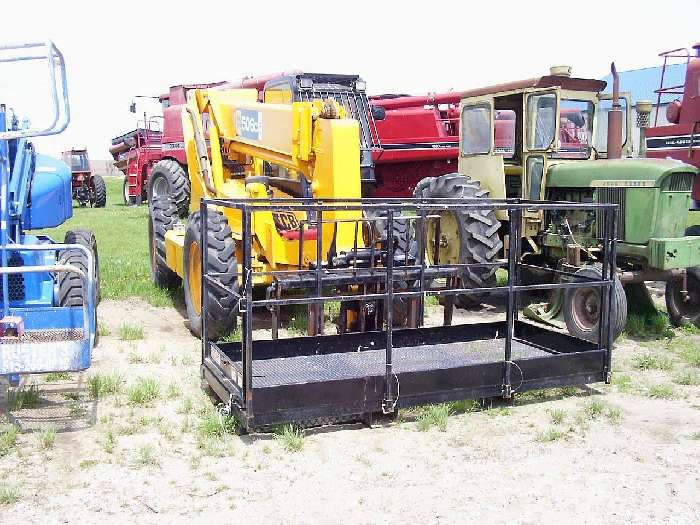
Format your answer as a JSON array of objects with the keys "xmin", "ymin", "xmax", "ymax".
[
  {"xmin": 118, "ymin": 322, "xmax": 144, "ymax": 341},
  {"xmin": 0, "ymin": 426, "xmax": 19, "ymax": 457},
  {"xmin": 416, "ymin": 404, "xmax": 452, "ymax": 432},
  {"xmin": 126, "ymin": 377, "xmax": 160, "ymax": 406},
  {"xmin": 647, "ymin": 383, "xmax": 676, "ymax": 400},
  {"xmin": 0, "ymin": 484, "xmax": 19, "ymax": 505},
  {"xmin": 38, "ymin": 427, "xmax": 56, "ymax": 450},
  {"xmin": 275, "ymin": 424, "xmax": 304, "ymax": 452},
  {"xmin": 87, "ymin": 372, "xmax": 122, "ymax": 398},
  {"xmin": 44, "ymin": 372, "xmax": 71, "ymax": 382},
  {"xmin": 7, "ymin": 385, "xmax": 40, "ymax": 411}
]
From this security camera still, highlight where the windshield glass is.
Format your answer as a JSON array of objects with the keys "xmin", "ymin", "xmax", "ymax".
[
  {"xmin": 552, "ymin": 99, "xmax": 594, "ymax": 159},
  {"xmin": 70, "ymin": 153, "xmax": 89, "ymax": 171},
  {"xmin": 527, "ymin": 93, "xmax": 557, "ymax": 150},
  {"xmin": 461, "ymin": 104, "xmax": 491, "ymax": 155}
]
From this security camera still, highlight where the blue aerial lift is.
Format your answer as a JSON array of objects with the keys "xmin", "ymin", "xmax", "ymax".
[{"xmin": 0, "ymin": 41, "xmax": 98, "ymax": 380}]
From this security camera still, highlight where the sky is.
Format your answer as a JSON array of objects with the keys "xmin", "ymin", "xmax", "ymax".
[{"xmin": 1, "ymin": 0, "xmax": 699, "ymax": 159}]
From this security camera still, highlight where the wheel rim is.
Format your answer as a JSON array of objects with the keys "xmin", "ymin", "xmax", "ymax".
[
  {"xmin": 427, "ymin": 212, "xmax": 460, "ymax": 265},
  {"xmin": 188, "ymin": 241, "xmax": 202, "ymax": 316},
  {"xmin": 570, "ymin": 287, "xmax": 600, "ymax": 332},
  {"xmin": 124, "ymin": 179, "xmax": 130, "ymax": 203},
  {"xmin": 671, "ymin": 273, "xmax": 700, "ymax": 319},
  {"xmin": 152, "ymin": 176, "xmax": 169, "ymax": 199}
]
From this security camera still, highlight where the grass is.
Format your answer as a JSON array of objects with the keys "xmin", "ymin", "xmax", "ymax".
[
  {"xmin": 582, "ymin": 399, "xmax": 606, "ymax": 420},
  {"xmin": 536, "ymin": 427, "xmax": 566, "ymax": 443},
  {"xmin": 0, "ymin": 484, "xmax": 19, "ymax": 505},
  {"xmin": 134, "ymin": 444, "xmax": 160, "ymax": 467},
  {"xmin": 549, "ymin": 408, "xmax": 566, "ymax": 425},
  {"xmin": 87, "ymin": 372, "xmax": 123, "ymax": 398},
  {"xmin": 39, "ymin": 177, "xmax": 179, "ymax": 307},
  {"xmin": 0, "ymin": 426, "xmax": 19, "ymax": 457},
  {"xmin": 197, "ymin": 412, "xmax": 239, "ymax": 439},
  {"xmin": 38, "ymin": 427, "xmax": 56, "ymax": 450},
  {"xmin": 6, "ymin": 385, "xmax": 40, "ymax": 411},
  {"xmin": 44, "ymin": 372, "xmax": 71, "ymax": 382},
  {"xmin": 625, "ymin": 312, "xmax": 674, "ymax": 340},
  {"xmin": 631, "ymin": 352, "xmax": 674, "ymax": 371},
  {"xmin": 165, "ymin": 383, "xmax": 182, "ymax": 399},
  {"xmin": 104, "ymin": 430, "xmax": 116, "ymax": 454},
  {"xmin": 275, "ymin": 424, "xmax": 305, "ymax": 452},
  {"xmin": 126, "ymin": 377, "xmax": 160, "ymax": 406},
  {"xmin": 97, "ymin": 322, "xmax": 111, "ymax": 337},
  {"xmin": 287, "ymin": 305, "xmax": 309, "ymax": 334},
  {"xmin": 118, "ymin": 322, "xmax": 144, "ymax": 341},
  {"xmin": 416, "ymin": 403, "xmax": 452, "ymax": 432},
  {"xmin": 647, "ymin": 383, "xmax": 676, "ymax": 400},
  {"xmin": 673, "ymin": 369, "xmax": 700, "ymax": 386},
  {"xmin": 613, "ymin": 374, "xmax": 635, "ymax": 393}
]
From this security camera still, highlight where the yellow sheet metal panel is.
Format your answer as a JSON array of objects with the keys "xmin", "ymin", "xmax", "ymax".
[{"xmin": 164, "ymin": 229, "xmax": 185, "ymax": 278}]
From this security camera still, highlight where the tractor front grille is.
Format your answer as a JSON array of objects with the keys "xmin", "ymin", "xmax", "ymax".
[
  {"xmin": 0, "ymin": 253, "xmax": 25, "ymax": 301},
  {"xmin": 596, "ymin": 187, "xmax": 626, "ymax": 239},
  {"xmin": 664, "ymin": 172, "xmax": 694, "ymax": 192}
]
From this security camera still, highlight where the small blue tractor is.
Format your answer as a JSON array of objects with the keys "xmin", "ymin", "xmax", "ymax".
[{"xmin": 0, "ymin": 41, "xmax": 98, "ymax": 382}]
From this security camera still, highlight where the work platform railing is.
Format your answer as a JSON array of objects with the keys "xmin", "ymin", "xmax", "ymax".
[{"xmin": 199, "ymin": 197, "xmax": 618, "ymax": 430}]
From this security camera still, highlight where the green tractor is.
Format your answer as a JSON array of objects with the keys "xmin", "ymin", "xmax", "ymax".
[{"xmin": 445, "ymin": 64, "xmax": 700, "ymax": 338}]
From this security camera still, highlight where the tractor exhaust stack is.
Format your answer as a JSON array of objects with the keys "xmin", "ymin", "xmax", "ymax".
[{"xmin": 607, "ymin": 62, "xmax": 623, "ymax": 159}]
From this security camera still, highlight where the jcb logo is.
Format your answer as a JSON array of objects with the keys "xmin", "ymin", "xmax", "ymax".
[{"xmin": 235, "ymin": 109, "xmax": 263, "ymax": 141}]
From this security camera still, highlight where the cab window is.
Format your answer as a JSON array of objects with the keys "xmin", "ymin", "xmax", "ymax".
[
  {"xmin": 527, "ymin": 93, "xmax": 557, "ymax": 150},
  {"xmin": 461, "ymin": 103, "xmax": 491, "ymax": 155},
  {"xmin": 552, "ymin": 99, "xmax": 594, "ymax": 159}
]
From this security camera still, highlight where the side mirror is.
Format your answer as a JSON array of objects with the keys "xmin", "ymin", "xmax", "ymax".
[{"xmin": 129, "ymin": 101, "xmax": 136, "ymax": 114}]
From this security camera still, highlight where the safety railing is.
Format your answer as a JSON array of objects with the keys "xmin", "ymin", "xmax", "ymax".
[
  {"xmin": 200, "ymin": 197, "xmax": 618, "ymax": 417},
  {"xmin": 0, "ymin": 41, "xmax": 69, "ymax": 140}
]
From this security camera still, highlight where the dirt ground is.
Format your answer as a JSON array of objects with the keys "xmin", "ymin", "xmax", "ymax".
[{"xmin": 1, "ymin": 298, "xmax": 699, "ymax": 524}]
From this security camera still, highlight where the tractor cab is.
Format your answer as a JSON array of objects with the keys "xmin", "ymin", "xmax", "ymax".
[
  {"xmin": 458, "ymin": 67, "xmax": 633, "ymax": 231},
  {"xmin": 64, "ymin": 148, "xmax": 90, "ymax": 174}
]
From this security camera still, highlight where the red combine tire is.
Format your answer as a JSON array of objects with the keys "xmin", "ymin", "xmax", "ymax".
[{"xmin": 148, "ymin": 159, "xmax": 190, "ymax": 218}]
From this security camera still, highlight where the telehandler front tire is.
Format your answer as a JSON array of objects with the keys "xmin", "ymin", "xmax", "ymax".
[
  {"xmin": 413, "ymin": 173, "xmax": 502, "ymax": 308},
  {"xmin": 183, "ymin": 210, "xmax": 239, "ymax": 340}
]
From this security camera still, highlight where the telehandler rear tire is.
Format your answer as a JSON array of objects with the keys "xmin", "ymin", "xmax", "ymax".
[
  {"xmin": 413, "ymin": 173, "xmax": 502, "ymax": 308},
  {"xmin": 148, "ymin": 196, "xmax": 181, "ymax": 289},
  {"xmin": 183, "ymin": 211, "xmax": 239, "ymax": 340},
  {"xmin": 58, "ymin": 229, "xmax": 100, "ymax": 307},
  {"xmin": 148, "ymin": 159, "xmax": 190, "ymax": 218}
]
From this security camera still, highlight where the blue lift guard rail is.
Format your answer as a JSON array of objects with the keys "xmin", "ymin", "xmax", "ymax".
[{"xmin": 1, "ymin": 40, "xmax": 95, "ymax": 377}]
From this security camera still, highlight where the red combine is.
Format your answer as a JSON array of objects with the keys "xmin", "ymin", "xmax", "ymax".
[
  {"xmin": 62, "ymin": 148, "xmax": 107, "ymax": 207},
  {"xmin": 645, "ymin": 42, "xmax": 700, "ymax": 231},
  {"xmin": 110, "ymin": 82, "xmax": 225, "ymax": 215},
  {"xmin": 366, "ymin": 95, "xmax": 587, "ymax": 198}
]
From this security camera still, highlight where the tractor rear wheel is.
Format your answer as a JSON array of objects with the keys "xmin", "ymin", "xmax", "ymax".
[
  {"xmin": 92, "ymin": 174, "xmax": 107, "ymax": 208},
  {"xmin": 563, "ymin": 265, "xmax": 627, "ymax": 343},
  {"xmin": 148, "ymin": 159, "xmax": 190, "ymax": 218},
  {"xmin": 183, "ymin": 211, "xmax": 239, "ymax": 339},
  {"xmin": 413, "ymin": 173, "xmax": 502, "ymax": 308},
  {"xmin": 665, "ymin": 267, "xmax": 700, "ymax": 329},
  {"xmin": 148, "ymin": 196, "xmax": 181, "ymax": 289},
  {"xmin": 58, "ymin": 229, "xmax": 100, "ymax": 307}
]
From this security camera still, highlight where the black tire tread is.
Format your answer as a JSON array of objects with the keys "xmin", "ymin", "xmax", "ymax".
[
  {"xmin": 149, "ymin": 159, "xmax": 191, "ymax": 218},
  {"xmin": 665, "ymin": 266, "xmax": 700, "ymax": 328},
  {"xmin": 92, "ymin": 174, "xmax": 107, "ymax": 208},
  {"xmin": 184, "ymin": 211, "xmax": 239, "ymax": 339},
  {"xmin": 59, "ymin": 229, "xmax": 100, "ymax": 306},
  {"xmin": 149, "ymin": 196, "xmax": 181, "ymax": 288},
  {"xmin": 413, "ymin": 173, "xmax": 503, "ymax": 307}
]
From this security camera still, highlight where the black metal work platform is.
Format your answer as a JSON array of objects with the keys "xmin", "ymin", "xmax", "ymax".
[
  {"xmin": 205, "ymin": 321, "xmax": 605, "ymax": 428},
  {"xmin": 198, "ymin": 197, "xmax": 618, "ymax": 431}
]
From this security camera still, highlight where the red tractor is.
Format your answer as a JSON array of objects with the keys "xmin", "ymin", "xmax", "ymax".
[
  {"xmin": 110, "ymin": 82, "xmax": 225, "ymax": 216},
  {"xmin": 62, "ymin": 148, "xmax": 106, "ymax": 207},
  {"xmin": 644, "ymin": 42, "xmax": 700, "ymax": 233}
]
